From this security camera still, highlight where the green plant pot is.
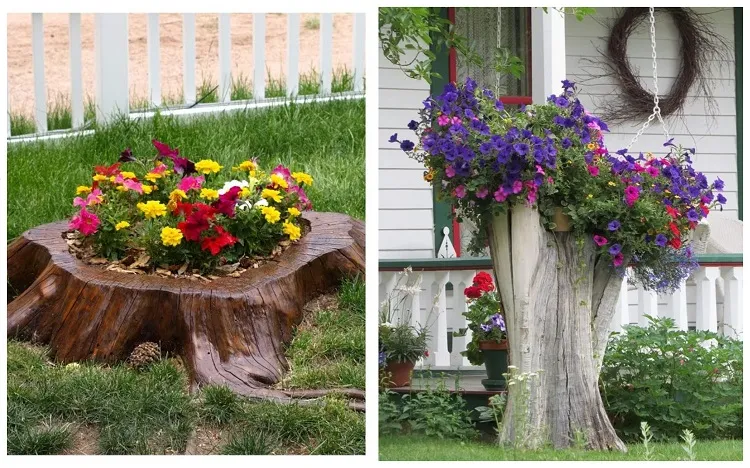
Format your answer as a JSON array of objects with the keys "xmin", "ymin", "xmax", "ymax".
[{"xmin": 479, "ymin": 340, "xmax": 508, "ymax": 391}]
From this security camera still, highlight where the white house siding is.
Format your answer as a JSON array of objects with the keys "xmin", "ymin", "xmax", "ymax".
[
  {"xmin": 379, "ymin": 7, "xmax": 739, "ymax": 258},
  {"xmin": 379, "ymin": 48, "xmax": 435, "ymax": 259}
]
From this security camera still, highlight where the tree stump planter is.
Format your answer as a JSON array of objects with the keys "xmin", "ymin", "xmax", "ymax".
[
  {"xmin": 7, "ymin": 212, "xmax": 365, "ymax": 403},
  {"xmin": 487, "ymin": 204, "xmax": 626, "ymax": 451}
]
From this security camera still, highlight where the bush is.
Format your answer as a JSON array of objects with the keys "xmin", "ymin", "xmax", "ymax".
[
  {"xmin": 600, "ymin": 317, "xmax": 742, "ymax": 441},
  {"xmin": 379, "ymin": 380, "xmax": 476, "ymax": 440}
]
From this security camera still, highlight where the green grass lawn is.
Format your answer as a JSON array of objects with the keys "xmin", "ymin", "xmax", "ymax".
[
  {"xmin": 7, "ymin": 99, "xmax": 365, "ymax": 455},
  {"xmin": 379, "ymin": 435, "xmax": 743, "ymax": 461},
  {"xmin": 7, "ymin": 97, "xmax": 364, "ymax": 240}
]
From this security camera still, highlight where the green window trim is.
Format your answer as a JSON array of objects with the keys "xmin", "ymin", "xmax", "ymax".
[{"xmin": 734, "ymin": 7, "xmax": 742, "ymax": 220}]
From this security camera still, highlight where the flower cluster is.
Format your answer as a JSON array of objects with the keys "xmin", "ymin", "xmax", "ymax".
[
  {"xmin": 394, "ymin": 78, "xmax": 726, "ymax": 293},
  {"xmin": 68, "ymin": 140, "xmax": 314, "ymax": 273},
  {"xmin": 455, "ymin": 272, "xmax": 505, "ymax": 365}
]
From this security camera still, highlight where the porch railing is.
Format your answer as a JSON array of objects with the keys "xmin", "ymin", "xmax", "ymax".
[
  {"xmin": 379, "ymin": 254, "xmax": 743, "ymax": 369},
  {"xmin": 12, "ymin": 13, "xmax": 366, "ymax": 137}
]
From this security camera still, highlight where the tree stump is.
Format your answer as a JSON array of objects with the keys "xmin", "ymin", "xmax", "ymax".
[
  {"xmin": 7, "ymin": 212, "xmax": 365, "ymax": 402},
  {"xmin": 487, "ymin": 204, "xmax": 626, "ymax": 451}
]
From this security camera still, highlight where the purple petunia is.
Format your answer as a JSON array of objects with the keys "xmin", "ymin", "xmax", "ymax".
[
  {"xmin": 561, "ymin": 138, "xmax": 572, "ymax": 149},
  {"xmin": 607, "ymin": 220, "xmax": 621, "ymax": 231},
  {"xmin": 686, "ymin": 209, "xmax": 700, "ymax": 222},
  {"xmin": 714, "ymin": 177, "xmax": 725, "ymax": 191},
  {"xmin": 389, "ymin": 133, "xmax": 398, "ymax": 143},
  {"xmin": 408, "ymin": 120, "xmax": 419, "ymax": 130},
  {"xmin": 609, "ymin": 244, "xmax": 622, "ymax": 255},
  {"xmin": 717, "ymin": 193, "xmax": 727, "ymax": 204},
  {"xmin": 400, "ymin": 140, "xmax": 415, "ymax": 152},
  {"xmin": 655, "ymin": 234, "xmax": 667, "ymax": 247}
]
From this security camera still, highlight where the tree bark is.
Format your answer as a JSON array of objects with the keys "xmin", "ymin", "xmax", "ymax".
[
  {"xmin": 487, "ymin": 204, "xmax": 626, "ymax": 451},
  {"xmin": 7, "ymin": 212, "xmax": 365, "ymax": 403}
]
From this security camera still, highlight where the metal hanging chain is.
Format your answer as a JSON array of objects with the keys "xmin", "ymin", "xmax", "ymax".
[{"xmin": 626, "ymin": 7, "xmax": 671, "ymax": 150}]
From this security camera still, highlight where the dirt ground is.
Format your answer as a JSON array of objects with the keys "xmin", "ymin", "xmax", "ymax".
[{"xmin": 7, "ymin": 13, "xmax": 355, "ymax": 116}]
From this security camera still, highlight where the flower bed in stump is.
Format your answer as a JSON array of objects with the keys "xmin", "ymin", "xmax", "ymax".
[{"xmin": 7, "ymin": 140, "xmax": 365, "ymax": 402}]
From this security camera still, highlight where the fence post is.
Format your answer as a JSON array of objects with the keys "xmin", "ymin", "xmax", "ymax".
[
  {"xmin": 286, "ymin": 13, "xmax": 300, "ymax": 97},
  {"xmin": 218, "ymin": 13, "xmax": 232, "ymax": 103},
  {"xmin": 94, "ymin": 13, "xmax": 129, "ymax": 124},
  {"xmin": 253, "ymin": 13, "xmax": 266, "ymax": 100},
  {"xmin": 147, "ymin": 13, "xmax": 161, "ymax": 107},
  {"xmin": 694, "ymin": 267, "xmax": 720, "ymax": 332},
  {"xmin": 353, "ymin": 13, "xmax": 365, "ymax": 92},
  {"xmin": 320, "ymin": 14, "xmax": 333, "ymax": 95},
  {"xmin": 182, "ymin": 14, "xmax": 196, "ymax": 106},
  {"xmin": 720, "ymin": 266, "xmax": 743, "ymax": 338},
  {"xmin": 69, "ymin": 13, "xmax": 84, "ymax": 129},
  {"xmin": 32, "ymin": 13, "xmax": 47, "ymax": 133}
]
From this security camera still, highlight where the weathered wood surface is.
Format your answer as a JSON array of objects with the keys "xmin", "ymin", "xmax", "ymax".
[
  {"xmin": 7, "ymin": 212, "xmax": 365, "ymax": 403},
  {"xmin": 488, "ymin": 204, "xmax": 626, "ymax": 451}
]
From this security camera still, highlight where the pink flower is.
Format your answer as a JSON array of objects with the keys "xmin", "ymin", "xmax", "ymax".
[
  {"xmin": 476, "ymin": 187, "xmax": 489, "ymax": 199},
  {"xmin": 177, "ymin": 175, "xmax": 205, "ymax": 192},
  {"xmin": 535, "ymin": 165, "xmax": 545, "ymax": 175},
  {"xmin": 445, "ymin": 166, "xmax": 456, "ymax": 178},
  {"xmin": 454, "ymin": 185, "xmax": 467, "ymax": 199},
  {"xmin": 646, "ymin": 166, "xmax": 659, "ymax": 177},
  {"xmin": 123, "ymin": 179, "xmax": 143, "ymax": 194},
  {"xmin": 69, "ymin": 208, "xmax": 100, "ymax": 236},
  {"xmin": 527, "ymin": 191, "xmax": 537, "ymax": 205},
  {"xmin": 633, "ymin": 163, "xmax": 645, "ymax": 173},
  {"xmin": 451, "ymin": 116, "xmax": 462, "ymax": 125},
  {"xmin": 511, "ymin": 180, "xmax": 523, "ymax": 194},
  {"xmin": 494, "ymin": 186, "xmax": 507, "ymax": 202},
  {"xmin": 595, "ymin": 146, "xmax": 608, "ymax": 155},
  {"xmin": 547, "ymin": 176, "xmax": 554, "ymax": 184},
  {"xmin": 587, "ymin": 120, "xmax": 601, "ymax": 131},
  {"xmin": 613, "ymin": 252, "xmax": 624, "ymax": 267},
  {"xmin": 151, "ymin": 163, "xmax": 168, "ymax": 174},
  {"xmin": 437, "ymin": 114, "xmax": 450, "ymax": 126},
  {"xmin": 624, "ymin": 185, "xmax": 640, "ymax": 207},
  {"xmin": 272, "ymin": 164, "xmax": 294, "ymax": 186},
  {"xmin": 593, "ymin": 235, "xmax": 608, "ymax": 246},
  {"xmin": 73, "ymin": 189, "xmax": 104, "ymax": 207},
  {"xmin": 587, "ymin": 165, "xmax": 599, "ymax": 176}
]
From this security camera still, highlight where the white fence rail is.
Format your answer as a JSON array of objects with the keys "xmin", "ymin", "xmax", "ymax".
[
  {"xmin": 379, "ymin": 259, "xmax": 743, "ymax": 369},
  {"xmin": 10, "ymin": 12, "xmax": 366, "ymax": 138}
]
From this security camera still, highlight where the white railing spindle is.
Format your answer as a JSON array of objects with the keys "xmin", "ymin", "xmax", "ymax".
[
  {"xmin": 410, "ymin": 274, "xmax": 423, "ymax": 331},
  {"xmin": 69, "ymin": 13, "xmax": 84, "ymax": 129},
  {"xmin": 286, "ymin": 14, "xmax": 300, "ymax": 97},
  {"xmin": 720, "ymin": 266, "xmax": 743, "ymax": 338},
  {"xmin": 218, "ymin": 13, "xmax": 232, "ymax": 103},
  {"xmin": 353, "ymin": 13, "xmax": 365, "ymax": 92},
  {"xmin": 182, "ymin": 14, "xmax": 196, "ymax": 106},
  {"xmin": 253, "ymin": 13, "xmax": 266, "ymax": 100},
  {"xmin": 147, "ymin": 14, "xmax": 161, "ymax": 107},
  {"xmin": 32, "ymin": 13, "xmax": 47, "ymax": 133},
  {"xmin": 694, "ymin": 267, "xmax": 720, "ymax": 332},
  {"xmin": 637, "ymin": 284, "xmax": 659, "ymax": 326},
  {"xmin": 94, "ymin": 13, "xmax": 129, "ymax": 124},
  {"xmin": 434, "ymin": 271, "xmax": 451, "ymax": 366},
  {"xmin": 667, "ymin": 280, "xmax": 689, "ymax": 331},
  {"xmin": 453, "ymin": 273, "xmax": 472, "ymax": 367},
  {"xmin": 612, "ymin": 274, "xmax": 630, "ymax": 332},
  {"xmin": 319, "ymin": 13, "xmax": 333, "ymax": 95}
]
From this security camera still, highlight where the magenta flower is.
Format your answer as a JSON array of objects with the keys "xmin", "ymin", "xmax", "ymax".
[
  {"xmin": 476, "ymin": 187, "xmax": 489, "ymax": 199},
  {"xmin": 445, "ymin": 166, "xmax": 456, "ymax": 178},
  {"xmin": 494, "ymin": 186, "xmax": 508, "ymax": 202},
  {"xmin": 69, "ymin": 208, "xmax": 100, "ymax": 236},
  {"xmin": 613, "ymin": 252, "xmax": 624, "ymax": 267},
  {"xmin": 646, "ymin": 166, "xmax": 659, "ymax": 177},
  {"xmin": 177, "ymin": 175, "xmax": 205, "ymax": 192},
  {"xmin": 455, "ymin": 185, "xmax": 467, "ymax": 199},
  {"xmin": 624, "ymin": 185, "xmax": 640, "ymax": 207},
  {"xmin": 123, "ymin": 179, "xmax": 144, "ymax": 194},
  {"xmin": 73, "ymin": 189, "xmax": 104, "ymax": 207},
  {"xmin": 511, "ymin": 180, "xmax": 523, "ymax": 194},
  {"xmin": 593, "ymin": 235, "xmax": 608, "ymax": 246},
  {"xmin": 587, "ymin": 165, "xmax": 599, "ymax": 176},
  {"xmin": 437, "ymin": 114, "xmax": 450, "ymax": 126},
  {"xmin": 272, "ymin": 164, "xmax": 293, "ymax": 185}
]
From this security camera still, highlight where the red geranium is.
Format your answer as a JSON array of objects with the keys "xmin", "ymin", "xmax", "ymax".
[
  {"xmin": 669, "ymin": 237, "xmax": 682, "ymax": 249},
  {"xmin": 472, "ymin": 271, "xmax": 495, "ymax": 292},
  {"xmin": 201, "ymin": 226, "xmax": 237, "ymax": 255},
  {"xmin": 668, "ymin": 222, "xmax": 680, "ymax": 238},
  {"xmin": 666, "ymin": 206, "xmax": 679, "ymax": 219},
  {"xmin": 464, "ymin": 286, "xmax": 482, "ymax": 299}
]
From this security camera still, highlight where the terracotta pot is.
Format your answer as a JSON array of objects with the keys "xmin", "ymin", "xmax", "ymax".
[
  {"xmin": 384, "ymin": 360, "xmax": 416, "ymax": 387},
  {"xmin": 479, "ymin": 340, "xmax": 509, "ymax": 391},
  {"xmin": 552, "ymin": 206, "xmax": 572, "ymax": 232}
]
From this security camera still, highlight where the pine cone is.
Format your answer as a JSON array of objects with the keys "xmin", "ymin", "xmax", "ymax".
[{"xmin": 127, "ymin": 341, "xmax": 161, "ymax": 369}]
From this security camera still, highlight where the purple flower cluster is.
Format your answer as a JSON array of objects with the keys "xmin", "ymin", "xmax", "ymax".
[{"xmin": 480, "ymin": 313, "xmax": 506, "ymax": 333}]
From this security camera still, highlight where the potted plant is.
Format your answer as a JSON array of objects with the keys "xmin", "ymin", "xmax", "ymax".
[
  {"xmin": 455, "ymin": 272, "xmax": 508, "ymax": 391},
  {"xmin": 379, "ymin": 321, "xmax": 428, "ymax": 387}
]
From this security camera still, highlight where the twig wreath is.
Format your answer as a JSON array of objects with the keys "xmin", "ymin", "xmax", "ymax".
[{"xmin": 595, "ymin": 7, "xmax": 730, "ymax": 124}]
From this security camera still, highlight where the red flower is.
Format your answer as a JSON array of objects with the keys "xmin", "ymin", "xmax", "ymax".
[
  {"xmin": 669, "ymin": 237, "xmax": 682, "ymax": 249},
  {"xmin": 200, "ymin": 226, "xmax": 237, "ymax": 255},
  {"xmin": 666, "ymin": 206, "xmax": 679, "ymax": 219},
  {"xmin": 700, "ymin": 204, "xmax": 710, "ymax": 216},
  {"xmin": 424, "ymin": 350, "xmax": 430, "ymax": 357},
  {"xmin": 668, "ymin": 222, "xmax": 680, "ymax": 238},
  {"xmin": 178, "ymin": 203, "xmax": 216, "ymax": 241},
  {"xmin": 464, "ymin": 286, "xmax": 482, "ymax": 299},
  {"xmin": 472, "ymin": 271, "xmax": 495, "ymax": 292},
  {"xmin": 212, "ymin": 186, "xmax": 242, "ymax": 218},
  {"xmin": 94, "ymin": 162, "xmax": 121, "ymax": 176}
]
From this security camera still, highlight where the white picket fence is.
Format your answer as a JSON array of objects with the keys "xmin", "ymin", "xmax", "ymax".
[
  {"xmin": 11, "ymin": 12, "xmax": 366, "ymax": 137},
  {"xmin": 379, "ymin": 260, "xmax": 743, "ymax": 369}
]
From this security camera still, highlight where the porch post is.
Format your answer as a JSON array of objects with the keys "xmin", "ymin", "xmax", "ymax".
[
  {"xmin": 531, "ymin": 8, "xmax": 566, "ymax": 104},
  {"xmin": 94, "ymin": 13, "xmax": 129, "ymax": 124}
]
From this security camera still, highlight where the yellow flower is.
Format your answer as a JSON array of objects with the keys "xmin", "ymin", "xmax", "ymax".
[
  {"xmin": 283, "ymin": 221, "xmax": 301, "ymax": 241},
  {"xmin": 195, "ymin": 159, "xmax": 223, "ymax": 174},
  {"xmin": 109, "ymin": 176, "xmax": 116, "ymax": 183},
  {"xmin": 287, "ymin": 207, "xmax": 301, "ymax": 217},
  {"xmin": 270, "ymin": 173, "xmax": 289, "ymax": 189},
  {"xmin": 587, "ymin": 194, "xmax": 594, "ymax": 199},
  {"xmin": 120, "ymin": 171, "xmax": 137, "ymax": 179},
  {"xmin": 261, "ymin": 206, "xmax": 281, "ymax": 224},
  {"xmin": 240, "ymin": 187, "xmax": 251, "ymax": 198},
  {"xmin": 145, "ymin": 172, "xmax": 163, "ymax": 183},
  {"xmin": 161, "ymin": 227, "xmax": 183, "ymax": 247},
  {"xmin": 93, "ymin": 174, "xmax": 108, "ymax": 182},
  {"xmin": 237, "ymin": 160, "xmax": 257, "ymax": 172},
  {"xmin": 76, "ymin": 185, "xmax": 92, "ymax": 195},
  {"xmin": 115, "ymin": 221, "xmax": 130, "ymax": 231},
  {"xmin": 137, "ymin": 200, "xmax": 167, "ymax": 219},
  {"xmin": 261, "ymin": 188, "xmax": 282, "ymax": 203},
  {"xmin": 586, "ymin": 143, "xmax": 597, "ymax": 151},
  {"xmin": 607, "ymin": 181, "xmax": 617, "ymax": 187},
  {"xmin": 292, "ymin": 172, "xmax": 313, "ymax": 186},
  {"xmin": 169, "ymin": 189, "xmax": 187, "ymax": 202},
  {"xmin": 200, "ymin": 188, "xmax": 219, "ymax": 200},
  {"xmin": 116, "ymin": 185, "xmax": 127, "ymax": 192},
  {"xmin": 142, "ymin": 185, "xmax": 154, "ymax": 194}
]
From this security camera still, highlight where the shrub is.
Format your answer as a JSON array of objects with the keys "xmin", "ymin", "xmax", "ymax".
[{"xmin": 600, "ymin": 316, "xmax": 742, "ymax": 441}]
